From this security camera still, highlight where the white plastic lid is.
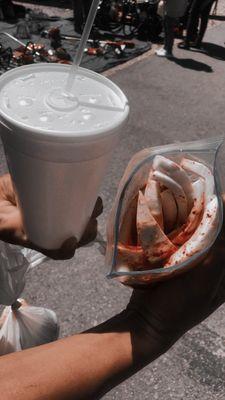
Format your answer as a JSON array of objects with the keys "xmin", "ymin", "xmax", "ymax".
[{"xmin": 0, "ymin": 64, "xmax": 129, "ymax": 141}]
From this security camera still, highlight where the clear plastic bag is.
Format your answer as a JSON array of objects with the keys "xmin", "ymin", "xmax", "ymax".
[
  {"xmin": 106, "ymin": 137, "xmax": 224, "ymax": 287},
  {"xmin": 0, "ymin": 241, "xmax": 46, "ymax": 306},
  {"xmin": 0, "ymin": 299, "xmax": 59, "ymax": 355},
  {"xmin": 0, "ymin": 242, "xmax": 58, "ymax": 355},
  {"xmin": 0, "ymin": 242, "xmax": 29, "ymax": 306}
]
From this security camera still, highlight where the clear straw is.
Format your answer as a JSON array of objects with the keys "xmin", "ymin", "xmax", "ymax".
[{"xmin": 65, "ymin": 0, "xmax": 101, "ymax": 93}]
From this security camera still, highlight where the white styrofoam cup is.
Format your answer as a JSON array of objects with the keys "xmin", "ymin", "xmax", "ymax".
[{"xmin": 0, "ymin": 64, "xmax": 129, "ymax": 249}]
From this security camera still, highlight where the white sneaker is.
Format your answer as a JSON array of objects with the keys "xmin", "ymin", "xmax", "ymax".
[{"xmin": 155, "ymin": 47, "xmax": 173, "ymax": 58}]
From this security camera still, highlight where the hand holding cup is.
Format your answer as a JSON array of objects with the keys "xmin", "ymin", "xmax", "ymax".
[{"xmin": 0, "ymin": 173, "xmax": 103, "ymax": 260}]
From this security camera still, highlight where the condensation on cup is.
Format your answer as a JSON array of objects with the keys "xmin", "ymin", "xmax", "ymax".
[{"xmin": 0, "ymin": 64, "xmax": 129, "ymax": 249}]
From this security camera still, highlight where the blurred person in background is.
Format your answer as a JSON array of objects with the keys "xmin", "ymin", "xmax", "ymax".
[
  {"xmin": 178, "ymin": 0, "xmax": 218, "ymax": 49},
  {"xmin": 73, "ymin": 0, "xmax": 92, "ymax": 34},
  {"xmin": 156, "ymin": 0, "xmax": 188, "ymax": 58},
  {"xmin": 0, "ymin": 0, "xmax": 25, "ymax": 20}
]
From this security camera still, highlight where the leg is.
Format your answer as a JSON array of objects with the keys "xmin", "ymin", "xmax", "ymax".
[
  {"xmin": 83, "ymin": 0, "xmax": 92, "ymax": 18},
  {"xmin": 196, "ymin": 1, "xmax": 214, "ymax": 45},
  {"xmin": 181, "ymin": 0, "xmax": 195, "ymax": 29},
  {"xmin": 185, "ymin": 0, "xmax": 202, "ymax": 44},
  {"xmin": 73, "ymin": 0, "xmax": 85, "ymax": 33},
  {"xmin": 164, "ymin": 15, "xmax": 176, "ymax": 55}
]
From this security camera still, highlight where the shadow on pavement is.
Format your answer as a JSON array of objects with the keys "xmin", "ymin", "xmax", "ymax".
[
  {"xmin": 176, "ymin": 43, "xmax": 225, "ymax": 61},
  {"xmin": 170, "ymin": 57, "xmax": 213, "ymax": 72},
  {"xmin": 202, "ymin": 42, "xmax": 225, "ymax": 61},
  {"xmin": 209, "ymin": 15, "xmax": 225, "ymax": 21}
]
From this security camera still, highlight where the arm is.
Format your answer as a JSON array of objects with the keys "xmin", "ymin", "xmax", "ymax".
[
  {"xmin": 0, "ymin": 309, "xmax": 171, "ymax": 400},
  {"xmin": 1, "ymin": 243, "xmax": 224, "ymax": 400}
]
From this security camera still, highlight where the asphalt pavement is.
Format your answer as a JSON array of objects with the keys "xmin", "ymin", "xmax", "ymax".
[{"xmin": 1, "ymin": 15, "xmax": 224, "ymax": 400}]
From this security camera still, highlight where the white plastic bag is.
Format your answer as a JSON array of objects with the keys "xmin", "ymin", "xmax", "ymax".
[{"xmin": 0, "ymin": 299, "xmax": 59, "ymax": 355}]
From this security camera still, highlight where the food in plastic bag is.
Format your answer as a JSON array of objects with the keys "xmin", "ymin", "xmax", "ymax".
[
  {"xmin": 0, "ymin": 299, "xmax": 59, "ymax": 355},
  {"xmin": 106, "ymin": 137, "xmax": 223, "ymax": 287}
]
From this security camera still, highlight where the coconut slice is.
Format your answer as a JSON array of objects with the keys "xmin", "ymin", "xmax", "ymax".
[
  {"xmin": 152, "ymin": 170, "xmax": 188, "ymax": 224},
  {"xmin": 165, "ymin": 195, "xmax": 218, "ymax": 267},
  {"xmin": 119, "ymin": 197, "xmax": 138, "ymax": 245},
  {"xmin": 153, "ymin": 155, "xmax": 194, "ymax": 212},
  {"xmin": 181, "ymin": 158, "xmax": 214, "ymax": 201},
  {"xmin": 171, "ymin": 179, "xmax": 205, "ymax": 246},
  {"xmin": 116, "ymin": 243, "xmax": 146, "ymax": 268},
  {"xmin": 144, "ymin": 178, "xmax": 163, "ymax": 229},
  {"xmin": 137, "ymin": 191, "xmax": 177, "ymax": 263},
  {"xmin": 160, "ymin": 189, "xmax": 178, "ymax": 232}
]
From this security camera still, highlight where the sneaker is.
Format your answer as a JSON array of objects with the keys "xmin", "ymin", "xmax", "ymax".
[
  {"xmin": 178, "ymin": 41, "xmax": 190, "ymax": 49},
  {"xmin": 192, "ymin": 40, "xmax": 203, "ymax": 49},
  {"xmin": 155, "ymin": 47, "xmax": 173, "ymax": 58}
]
